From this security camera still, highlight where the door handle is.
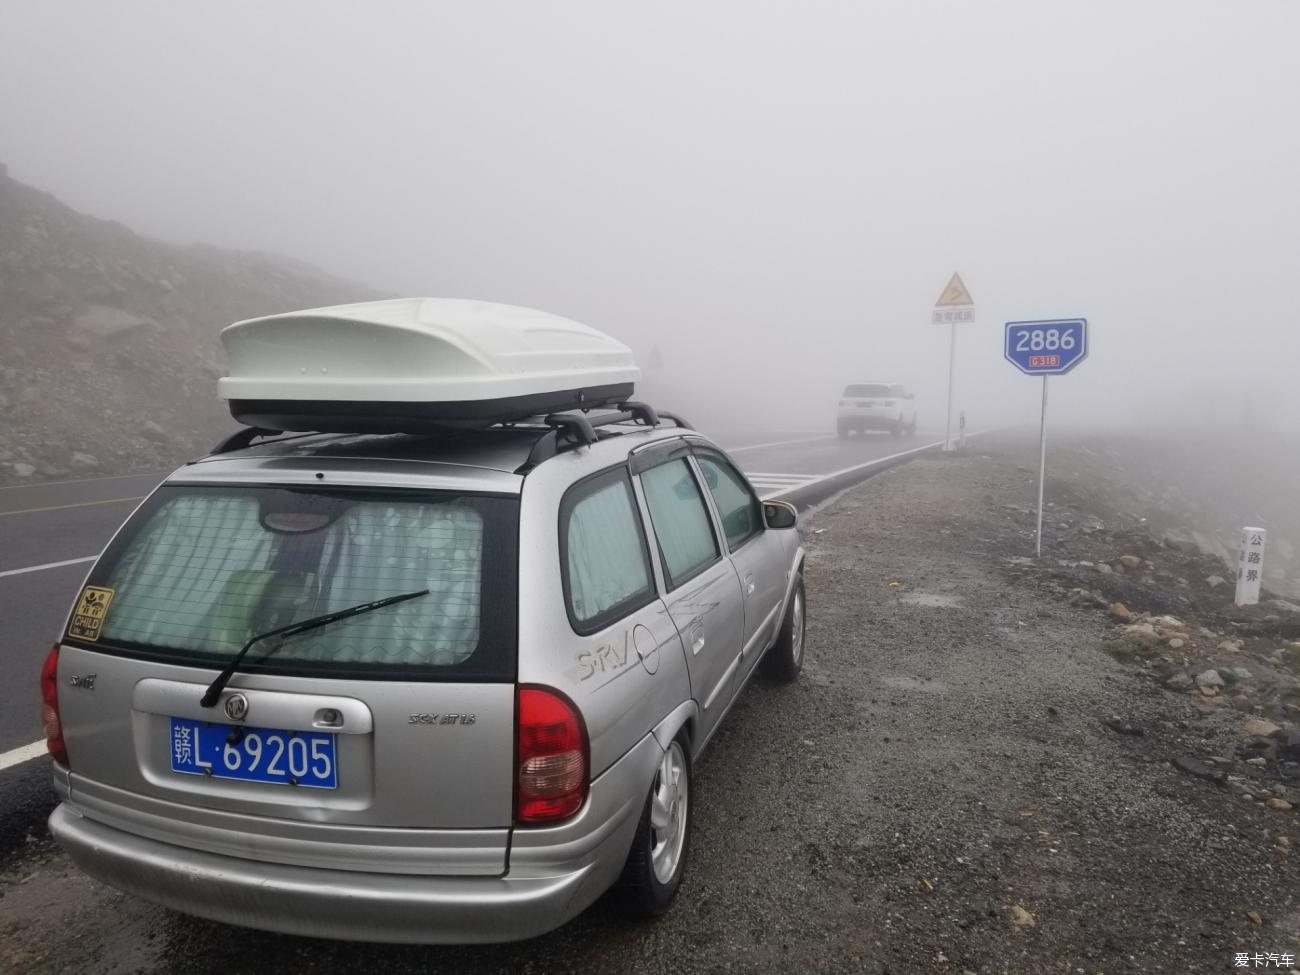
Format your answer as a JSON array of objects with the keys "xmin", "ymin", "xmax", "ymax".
[
  {"xmin": 744, "ymin": 573, "xmax": 755, "ymax": 597},
  {"xmin": 689, "ymin": 618, "xmax": 705, "ymax": 654}
]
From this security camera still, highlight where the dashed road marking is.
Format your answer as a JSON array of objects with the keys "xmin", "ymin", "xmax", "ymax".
[
  {"xmin": 0, "ymin": 556, "xmax": 97, "ymax": 579},
  {"xmin": 0, "ymin": 740, "xmax": 46, "ymax": 772},
  {"xmin": 0, "ymin": 496, "xmax": 145, "ymax": 517},
  {"xmin": 743, "ymin": 472, "xmax": 823, "ymax": 497}
]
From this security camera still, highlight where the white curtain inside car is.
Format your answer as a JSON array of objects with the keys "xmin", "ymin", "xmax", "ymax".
[
  {"xmin": 282, "ymin": 501, "xmax": 483, "ymax": 666},
  {"xmin": 103, "ymin": 495, "xmax": 272, "ymax": 652},
  {"xmin": 566, "ymin": 478, "xmax": 651, "ymax": 624},
  {"xmin": 100, "ymin": 494, "xmax": 483, "ymax": 667},
  {"xmin": 640, "ymin": 460, "xmax": 719, "ymax": 584}
]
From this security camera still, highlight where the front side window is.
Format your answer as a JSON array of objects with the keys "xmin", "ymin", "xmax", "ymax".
[
  {"xmin": 72, "ymin": 485, "xmax": 518, "ymax": 680},
  {"xmin": 696, "ymin": 455, "xmax": 763, "ymax": 550},
  {"xmin": 639, "ymin": 459, "xmax": 720, "ymax": 589},
  {"xmin": 562, "ymin": 469, "xmax": 654, "ymax": 632}
]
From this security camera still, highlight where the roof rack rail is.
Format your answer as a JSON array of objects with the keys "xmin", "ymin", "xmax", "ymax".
[
  {"xmin": 210, "ymin": 426, "xmax": 285, "ymax": 455},
  {"xmin": 514, "ymin": 401, "xmax": 684, "ymax": 475}
]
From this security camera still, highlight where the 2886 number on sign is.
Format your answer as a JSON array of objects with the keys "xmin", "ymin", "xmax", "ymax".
[{"xmin": 1004, "ymin": 319, "xmax": 1088, "ymax": 375}]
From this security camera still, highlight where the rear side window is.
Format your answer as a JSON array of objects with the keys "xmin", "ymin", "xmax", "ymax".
[
  {"xmin": 560, "ymin": 469, "xmax": 655, "ymax": 633},
  {"xmin": 639, "ymin": 459, "xmax": 720, "ymax": 589},
  {"xmin": 844, "ymin": 384, "xmax": 890, "ymax": 397},
  {"xmin": 696, "ymin": 455, "xmax": 763, "ymax": 551},
  {"xmin": 72, "ymin": 485, "xmax": 518, "ymax": 681}
]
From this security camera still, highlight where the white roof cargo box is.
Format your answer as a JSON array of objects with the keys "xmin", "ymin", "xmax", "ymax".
[{"xmin": 218, "ymin": 298, "xmax": 640, "ymax": 432}]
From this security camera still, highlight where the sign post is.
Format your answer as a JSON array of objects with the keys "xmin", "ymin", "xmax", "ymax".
[
  {"xmin": 1003, "ymin": 318, "xmax": 1089, "ymax": 557},
  {"xmin": 933, "ymin": 273, "xmax": 975, "ymax": 451}
]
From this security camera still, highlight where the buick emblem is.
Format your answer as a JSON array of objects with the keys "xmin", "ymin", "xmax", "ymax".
[{"xmin": 224, "ymin": 693, "xmax": 249, "ymax": 722}]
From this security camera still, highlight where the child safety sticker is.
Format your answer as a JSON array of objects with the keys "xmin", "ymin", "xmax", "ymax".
[{"xmin": 68, "ymin": 586, "xmax": 114, "ymax": 641}]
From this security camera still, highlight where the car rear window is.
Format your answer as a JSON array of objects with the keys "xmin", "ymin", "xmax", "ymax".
[
  {"xmin": 70, "ymin": 485, "xmax": 518, "ymax": 681},
  {"xmin": 843, "ymin": 384, "xmax": 890, "ymax": 397}
]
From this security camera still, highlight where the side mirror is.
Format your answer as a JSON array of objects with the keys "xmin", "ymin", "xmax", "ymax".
[{"xmin": 763, "ymin": 500, "xmax": 798, "ymax": 530}]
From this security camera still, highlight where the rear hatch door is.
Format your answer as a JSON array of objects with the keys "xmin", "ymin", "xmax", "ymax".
[{"xmin": 56, "ymin": 480, "xmax": 519, "ymax": 873}]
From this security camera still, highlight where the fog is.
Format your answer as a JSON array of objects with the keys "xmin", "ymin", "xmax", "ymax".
[{"xmin": 2, "ymin": 0, "xmax": 1298, "ymax": 435}]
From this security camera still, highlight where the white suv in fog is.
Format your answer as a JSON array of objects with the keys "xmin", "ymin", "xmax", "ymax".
[{"xmin": 836, "ymin": 382, "xmax": 917, "ymax": 438}]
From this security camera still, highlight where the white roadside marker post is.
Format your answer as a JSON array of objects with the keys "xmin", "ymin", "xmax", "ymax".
[{"xmin": 1235, "ymin": 527, "xmax": 1267, "ymax": 606}]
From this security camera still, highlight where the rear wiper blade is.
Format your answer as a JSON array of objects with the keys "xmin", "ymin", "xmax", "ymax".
[{"xmin": 199, "ymin": 589, "xmax": 430, "ymax": 708}]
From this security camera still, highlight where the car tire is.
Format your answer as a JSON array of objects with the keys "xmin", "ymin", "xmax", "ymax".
[
  {"xmin": 616, "ymin": 737, "xmax": 691, "ymax": 917},
  {"xmin": 761, "ymin": 574, "xmax": 805, "ymax": 682},
  {"xmin": 889, "ymin": 421, "xmax": 903, "ymax": 438},
  {"xmin": 836, "ymin": 420, "xmax": 850, "ymax": 439},
  {"xmin": 907, "ymin": 415, "xmax": 917, "ymax": 436}
]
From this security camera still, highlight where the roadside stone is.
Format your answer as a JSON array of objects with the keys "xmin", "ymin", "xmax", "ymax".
[
  {"xmin": 1267, "ymin": 798, "xmax": 1294, "ymax": 811},
  {"xmin": 1278, "ymin": 730, "xmax": 1300, "ymax": 761},
  {"xmin": 1150, "ymin": 615, "xmax": 1186, "ymax": 629},
  {"xmin": 1097, "ymin": 563, "xmax": 1113, "ymax": 575},
  {"xmin": 1124, "ymin": 623, "xmax": 1160, "ymax": 645},
  {"xmin": 1118, "ymin": 555, "xmax": 1142, "ymax": 570},
  {"xmin": 7, "ymin": 462, "xmax": 35, "ymax": 478},
  {"xmin": 1207, "ymin": 575, "xmax": 1228, "ymax": 588},
  {"xmin": 69, "ymin": 451, "xmax": 99, "ymax": 469},
  {"xmin": 1173, "ymin": 755, "xmax": 1227, "ymax": 784},
  {"xmin": 1108, "ymin": 602, "xmax": 1132, "ymax": 621},
  {"xmin": 1231, "ymin": 668, "xmax": 1254, "ymax": 682},
  {"xmin": 1245, "ymin": 718, "xmax": 1281, "ymax": 738},
  {"xmin": 1104, "ymin": 716, "xmax": 1144, "ymax": 736},
  {"xmin": 1196, "ymin": 670, "xmax": 1226, "ymax": 691},
  {"xmin": 1168, "ymin": 638, "xmax": 1186, "ymax": 650},
  {"xmin": 1008, "ymin": 904, "xmax": 1036, "ymax": 928},
  {"xmin": 1218, "ymin": 639, "xmax": 1244, "ymax": 654},
  {"xmin": 1165, "ymin": 673, "xmax": 1194, "ymax": 691}
]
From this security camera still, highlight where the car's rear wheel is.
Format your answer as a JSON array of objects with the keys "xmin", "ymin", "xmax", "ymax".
[
  {"xmin": 762, "ymin": 574, "xmax": 805, "ymax": 682},
  {"xmin": 907, "ymin": 414, "xmax": 917, "ymax": 436},
  {"xmin": 616, "ymin": 737, "xmax": 691, "ymax": 917},
  {"xmin": 836, "ymin": 419, "xmax": 850, "ymax": 439}
]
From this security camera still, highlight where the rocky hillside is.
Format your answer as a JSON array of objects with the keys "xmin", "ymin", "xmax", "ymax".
[{"xmin": 0, "ymin": 164, "xmax": 371, "ymax": 484}]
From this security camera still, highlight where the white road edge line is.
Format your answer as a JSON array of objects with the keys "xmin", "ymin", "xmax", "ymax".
[
  {"xmin": 764, "ymin": 429, "xmax": 1002, "ymax": 500},
  {"xmin": 725, "ymin": 434, "xmax": 839, "ymax": 453},
  {"xmin": 0, "ymin": 556, "xmax": 98, "ymax": 579},
  {"xmin": 0, "ymin": 740, "xmax": 46, "ymax": 772},
  {"xmin": 0, "ymin": 470, "xmax": 170, "ymax": 492}
]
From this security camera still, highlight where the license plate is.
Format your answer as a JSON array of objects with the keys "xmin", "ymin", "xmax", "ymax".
[{"xmin": 169, "ymin": 717, "xmax": 338, "ymax": 789}]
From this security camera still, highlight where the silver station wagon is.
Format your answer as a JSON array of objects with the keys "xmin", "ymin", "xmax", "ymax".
[{"xmin": 42, "ymin": 299, "xmax": 807, "ymax": 943}]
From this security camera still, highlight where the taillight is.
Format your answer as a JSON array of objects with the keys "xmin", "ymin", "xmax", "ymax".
[
  {"xmin": 41, "ymin": 644, "xmax": 68, "ymax": 766},
  {"xmin": 515, "ymin": 687, "xmax": 588, "ymax": 825}
]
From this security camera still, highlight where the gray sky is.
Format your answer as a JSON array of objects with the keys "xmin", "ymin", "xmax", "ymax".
[{"xmin": 2, "ymin": 0, "xmax": 1298, "ymax": 432}]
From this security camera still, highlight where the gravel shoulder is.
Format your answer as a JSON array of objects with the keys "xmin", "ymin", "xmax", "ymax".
[{"xmin": 3, "ymin": 435, "xmax": 1297, "ymax": 974}]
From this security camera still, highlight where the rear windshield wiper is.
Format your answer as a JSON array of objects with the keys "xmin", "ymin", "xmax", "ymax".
[{"xmin": 199, "ymin": 589, "xmax": 430, "ymax": 708}]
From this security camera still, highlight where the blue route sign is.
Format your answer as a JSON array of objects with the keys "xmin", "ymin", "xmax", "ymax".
[{"xmin": 1004, "ymin": 319, "xmax": 1088, "ymax": 375}]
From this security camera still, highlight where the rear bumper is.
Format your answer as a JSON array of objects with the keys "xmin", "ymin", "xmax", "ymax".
[
  {"xmin": 837, "ymin": 409, "xmax": 901, "ymax": 430},
  {"xmin": 50, "ymin": 805, "xmax": 587, "ymax": 943},
  {"xmin": 50, "ymin": 732, "xmax": 662, "ymax": 944}
]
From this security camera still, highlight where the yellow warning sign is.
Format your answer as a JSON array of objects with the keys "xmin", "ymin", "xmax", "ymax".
[
  {"xmin": 68, "ymin": 586, "xmax": 114, "ymax": 641},
  {"xmin": 935, "ymin": 272, "xmax": 974, "ymax": 307}
]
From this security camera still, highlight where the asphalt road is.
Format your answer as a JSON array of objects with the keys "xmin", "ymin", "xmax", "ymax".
[{"xmin": 0, "ymin": 429, "xmax": 939, "ymax": 761}]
